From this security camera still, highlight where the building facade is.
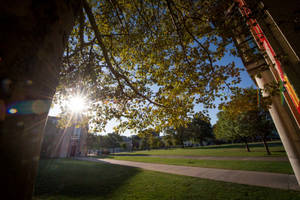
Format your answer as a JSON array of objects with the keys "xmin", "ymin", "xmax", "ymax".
[{"xmin": 40, "ymin": 116, "xmax": 88, "ymax": 158}]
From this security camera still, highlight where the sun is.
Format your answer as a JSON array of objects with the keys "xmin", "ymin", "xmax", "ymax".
[{"xmin": 68, "ymin": 95, "xmax": 87, "ymax": 113}]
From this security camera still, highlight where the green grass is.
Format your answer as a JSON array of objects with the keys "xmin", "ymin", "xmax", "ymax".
[
  {"xmin": 34, "ymin": 159, "xmax": 300, "ymax": 200},
  {"xmin": 105, "ymin": 156, "xmax": 293, "ymax": 174},
  {"xmin": 115, "ymin": 141, "xmax": 286, "ymax": 157}
]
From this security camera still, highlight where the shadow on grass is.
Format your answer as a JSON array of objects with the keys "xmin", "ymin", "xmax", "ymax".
[
  {"xmin": 35, "ymin": 159, "xmax": 141, "ymax": 199},
  {"xmin": 91, "ymin": 154, "xmax": 114, "ymax": 159}
]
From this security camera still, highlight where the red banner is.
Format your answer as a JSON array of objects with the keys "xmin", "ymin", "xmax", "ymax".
[{"xmin": 235, "ymin": 0, "xmax": 300, "ymax": 119}]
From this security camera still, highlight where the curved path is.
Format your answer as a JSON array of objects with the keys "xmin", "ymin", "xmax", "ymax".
[{"xmin": 76, "ymin": 157, "xmax": 299, "ymax": 191}]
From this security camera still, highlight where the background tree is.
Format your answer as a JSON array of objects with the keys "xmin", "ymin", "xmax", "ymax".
[
  {"xmin": 188, "ymin": 116, "xmax": 214, "ymax": 146},
  {"xmin": 255, "ymin": 112, "xmax": 276, "ymax": 155},
  {"xmin": 120, "ymin": 142, "xmax": 127, "ymax": 151},
  {"xmin": 162, "ymin": 128, "xmax": 177, "ymax": 148},
  {"xmin": 137, "ymin": 128, "xmax": 162, "ymax": 150},
  {"xmin": 241, "ymin": 110, "xmax": 275, "ymax": 155},
  {"xmin": 163, "ymin": 116, "xmax": 214, "ymax": 148},
  {"xmin": 174, "ymin": 126, "xmax": 192, "ymax": 148},
  {"xmin": 149, "ymin": 133, "xmax": 164, "ymax": 149},
  {"xmin": 163, "ymin": 125, "xmax": 192, "ymax": 148},
  {"xmin": 215, "ymin": 88, "xmax": 275, "ymax": 153},
  {"xmin": 87, "ymin": 133, "xmax": 102, "ymax": 150},
  {"xmin": 214, "ymin": 111, "xmax": 254, "ymax": 152},
  {"xmin": 131, "ymin": 135, "xmax": 141, "ymax": 150},
  {"xmin": 87, "ymin": 133, "xmax": 125, "ymax": 153},
  {"xmin": 101, "ymin": 133, "xmax": 123, "ymax": 152}
]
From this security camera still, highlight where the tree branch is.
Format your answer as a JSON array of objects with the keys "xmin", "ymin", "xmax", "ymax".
[
  {"xmin": 165, "ymin": 0, "xmax": 193, "ymax": 69},
  {"xmin": 83, "ymin": 0, "xmax": 165, "ymax": 108},
  {"xmin": 79, "ymin": 5, "xmax": 85, "ymax": 55}
]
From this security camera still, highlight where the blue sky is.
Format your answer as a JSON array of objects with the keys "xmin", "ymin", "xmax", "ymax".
[{"xmin": 203, "ymin": 54, "xmax": 256, "ymax": 125}]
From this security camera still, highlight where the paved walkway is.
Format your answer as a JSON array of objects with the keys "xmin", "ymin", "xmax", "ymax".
[
  {"xmin": 76, "ymin": 157, "xmax": 299, "ymax": 191},
  {"xmin": 115, "ymin": 154, "xmax": 289, "ymax": 162}
]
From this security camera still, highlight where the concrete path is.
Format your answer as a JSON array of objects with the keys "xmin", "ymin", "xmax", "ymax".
[
  {"xmin": 76, "ymin": 157, "xmax": 300, "ymax": 191},
  {"xmin": 115, "ymin": 154, "xmax": 289, "ymax": 162}
]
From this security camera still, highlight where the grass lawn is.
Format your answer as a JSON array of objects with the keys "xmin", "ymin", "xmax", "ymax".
[
  {"xmin": 34, "ymin": 159, "xmax": 300, "ymax": 200},
  {"xmin": 104, "ymin": 156, "xmax": 293, "ymax": 174},
  {"xmin": 115, "ymin": 141, "xmax": 286, "ymax": 157}
]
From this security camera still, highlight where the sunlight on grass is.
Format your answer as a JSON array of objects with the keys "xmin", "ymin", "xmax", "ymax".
[
  {"xmin": 108, "ymin": 156, "xmax": 293, "ymax": 174},
  {"xmin": 116, "ymin": 141, "xmax": 286, "ymax": 157}
]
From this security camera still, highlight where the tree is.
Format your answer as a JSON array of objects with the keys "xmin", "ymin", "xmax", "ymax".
[
  {"xmin": 163, "ymin": 117, "xmax": 214, "ymax": 148},
  {"xmin": 162, "ymin": 128, "xmax": 177, "ymax": 148},
  {"xmin": 87, "ymin": 133, "xmax": 101, "ymax": 150},
  {"xmin": 120, "ymin": 142, "xmax": 127, "ymax": 151},
  {"xmin": 1, "ymin": 0, "xmax": 246, "ymax": 198},
  {"xmin": 131, "ymin": 135, "xmax": 141, "ymax": 150},
  {"xmin": 242, "ymin": 110, "xmax": 275, "ymax": 155},
  {"xmin": 149, "ymin": 134, "xmax": 164, "ymax": 149},
  {"xmin": 1, "ymin": 1, "xmax": 80, "ymax": 199},
  {"xmin": 215, "ymin": 88, "xmax": 275, "ymax": 153},
  {"xmin": 163, "ymin": 126, "xmax": 191, "ymax": 148},
  {"xmin": 215, "ymin": 111, "xmax": 254, "ymax": 152},
  {"xmin": 101, "ymin": 133, "xmax": 122, "ymax": 152},
  {"xmin": 87, "ymin": 133, "xmax": 126, "ymax": 153},
  {"xmin": 57, "ymin": 0, "xmax": 241, "ymax": 133},
  {"xmin": 189, "ymin": 116, "xmax": 214, "ymax": 146},
  {"xmin": 222, "ymin": 87, "xmax": 275, "ymax": 154},
  {"xmin": 256, "ymin": 113, "xmax": 275, "ymax": 155},
  {"xmin": 137, "ymin": 128, "xmax": 162, "ymax": 150}
]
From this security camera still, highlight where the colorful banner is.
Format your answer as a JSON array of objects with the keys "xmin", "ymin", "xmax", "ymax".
[{"xmin": 235, "ymin": 0, "xmax": 300, "ymax": 117}]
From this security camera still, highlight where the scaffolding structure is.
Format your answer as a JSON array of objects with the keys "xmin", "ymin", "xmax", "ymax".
[{"xmin": 228, "ymin": 0, "xmax": 300, "ymax": 185}]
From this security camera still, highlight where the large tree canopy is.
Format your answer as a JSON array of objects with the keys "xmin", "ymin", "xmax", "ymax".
[{"xmin": 56, "ymin": 0, "xmax": 243, "ymax": 133}]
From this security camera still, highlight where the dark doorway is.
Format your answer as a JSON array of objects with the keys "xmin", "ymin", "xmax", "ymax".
[{"xmin": 70, "ymin": 145, "xmax": 77, "ymax": 157}]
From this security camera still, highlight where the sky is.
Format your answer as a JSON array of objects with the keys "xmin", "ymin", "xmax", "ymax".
[
  {"xmin": 203, "ymin": 54, "xmax": 256, "ymax": 125},
  {"xmin": 48, "ymin": 53, "xmax": 255, "ymax": 136}
]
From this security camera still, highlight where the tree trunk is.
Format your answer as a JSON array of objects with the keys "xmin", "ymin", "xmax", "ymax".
[
  {"xmin": 262, "ymin": 136, "xmax": 271, "ymax": 155},
  {"xmin": 244, "ymin": 139, "xmax": 251, "ymax": 152},
  {"xmin": 181, "ymin": 139, "xmax": 185, "ymax": 148},
  {"xmin": 200, "ymin": 140, "xmax": 204, "ymax": 146},
  {"xmin": 0, "ymin": 1, "xmax": 79, "ymax": 199}
]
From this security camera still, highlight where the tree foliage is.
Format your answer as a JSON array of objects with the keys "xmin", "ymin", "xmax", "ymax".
[
  {"xmin": 163, "ymin": 115, "xmax": 214, "ymax": 147},
  {"xmin": 214, "ymin": 88, "xmax": 275, "ymax": 153},
  {"xmin": 214, "ymin": 111, "xmax": 254, "ymax": 142},
  {"xmin": 137, "ymin": 128, "xmax": 163, "ymax": 149},
  {"xmin": 55, "ymin": 0, "xmax": 243, "ymax": 133},
  {"xmin": 189, "ymin": 116, "xmax": 214, "ymax": 145},
  {"xmin": 131, "ymin": 135, "xmax": 141, "ymax": 150},
  {"xmin": 87, "ymin": 132, "xmax": 123, "ymax": 150},
  {"xmin": 87, "ymin": 133, "xmax": 102, "ymax": 149},
  {"xmin": 219, "ymin": 87, "xmax": 272, "ymax": 117}
]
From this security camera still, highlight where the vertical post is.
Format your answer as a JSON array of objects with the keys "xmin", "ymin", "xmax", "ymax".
[
  {"xmin": 255, "ymin": 70, "xmax": 300, "ymax": 184},
  {"xmin": 233, "ymin": 0, "xmax": 300, "ymax": 185}
]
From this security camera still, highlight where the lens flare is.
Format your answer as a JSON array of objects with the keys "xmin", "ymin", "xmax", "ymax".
[{"xmin": 8, "ymin": 108, "xmax": 18, "ymax": 114}]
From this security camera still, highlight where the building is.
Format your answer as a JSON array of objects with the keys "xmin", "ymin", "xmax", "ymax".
[
  {"xmin": 228, "ymin": 0, "xmax": 300, "ymax": 184},
  {"xmin": 40, "ymin": 116, "xmax": 88, "ymax": 158}
]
